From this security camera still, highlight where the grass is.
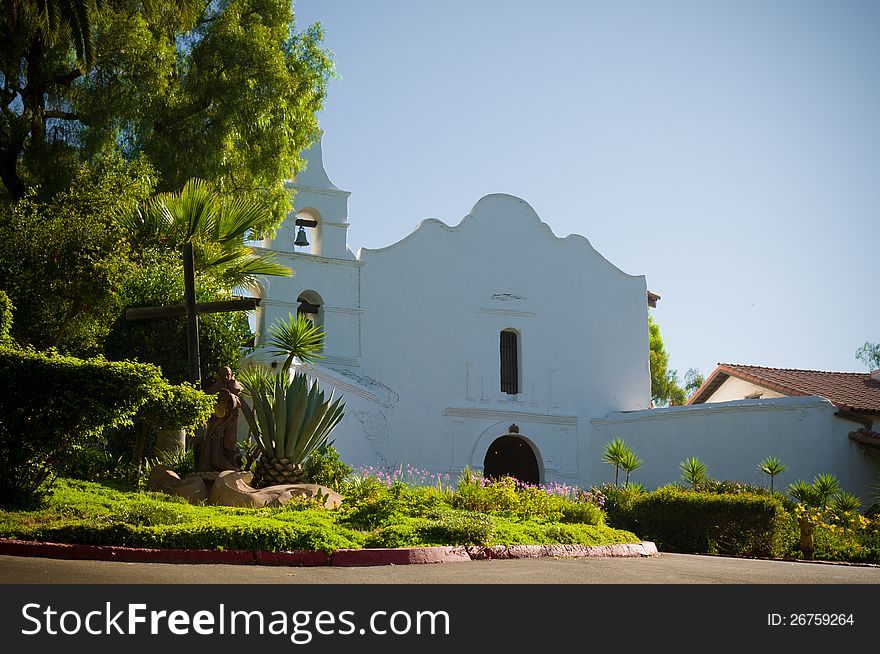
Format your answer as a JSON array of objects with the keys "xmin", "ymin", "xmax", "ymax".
[{"xmin": 0, "ymin": 473, "xmax": 640, "ymax": 554}]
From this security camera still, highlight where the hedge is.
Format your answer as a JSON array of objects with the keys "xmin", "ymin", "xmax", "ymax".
[
  {"xmin": 610, "ymin": 486, "xmax": 789, "ymax": 558},
  {"xmin": 0, "ymin": 347, "xmax": 213, "ymax": 502}
]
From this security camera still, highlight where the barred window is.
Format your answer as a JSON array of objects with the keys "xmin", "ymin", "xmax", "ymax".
[{"xmin": 500, "ymin": 330, "xmax": 519, "ymax": 394}]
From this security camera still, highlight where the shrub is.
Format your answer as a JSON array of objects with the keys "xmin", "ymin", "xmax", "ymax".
[
  {"xmin": 0, "ymin": 290, "xmax": 13, "ymax": 346},
  {"xmin": 613, "ymin": 486, "xmax": 789, "ymax": 557},
  {"xmin": 0, "ymin": 347, "xmax": 215, "ymax": 502},
  {"xmin": 364, "ymin": 521, "xmax": 423, "ymax": 548},
  {"xmin": 60, "ymin": 445, "xmax": 141, "ymax": 484},
  {"xmin": 597, "ymin": 483, "xmax": 645, "ymax": 527},
  {"xmin": 137, "ymin": 382, "xmax": 214, "ymax": 432},
  {"xmin": 0, "ymin": 348, "xmax": 165, "ymax": 502},
  {"xmin": 306, "ymin": 442, "xmax": 353, "ymax": 492},
  {"xmin": 419, "ymin": 510, "xmax": 496, "ymax": 545}
]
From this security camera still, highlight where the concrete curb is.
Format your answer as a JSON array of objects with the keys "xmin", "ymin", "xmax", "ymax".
[{"xmin": 0, "ymin": 539, "xmax": 658, "ymax": 567}]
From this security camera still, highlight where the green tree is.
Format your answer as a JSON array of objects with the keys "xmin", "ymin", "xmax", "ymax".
[
  {"xmin": 264, "ymin": 312, "xmax": 325, "ymax": 371},
  {"xmin": 3, "ymin": 1, "xmax": 102, "ymax": 69},
  {"xmin": 1, "ymin": 0, "xmax": 334, "ymax": 221},
  {"xmin": 103, "ymin": 248, "xmax": 254, "ymax": 383},
  {"xmin": 788, "ymin": 480, "xmax": 819, "ymax": 507},
  {"xmin": 683, "ymin": 368, "xmax": 705, "ymax": 396},
  {"xmin": 0, "ymin": 155, "xmax": 156, "ymax": 353},
  {"xmin": 0, "ymin": 290, "xmax": 14, "ymax": 346},
  {"xmin": 856, "ymin": 342, "xmax": 880, "ymax": 370},
  {"xmin": 812, "ymin": 473, "xmax": 840, "ymax": 511},
  {"xmin": 648, "ymin": 315, "xmax": 704, "ymax": 406}
]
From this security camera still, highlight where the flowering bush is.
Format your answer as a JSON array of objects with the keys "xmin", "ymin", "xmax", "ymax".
[
  {"xmin": 790, "ymin": 503, "xmax": 880, "ymax": 563},
  {"xmin": 343, "ymin": 465, "xmax": 607, "ymax": 527}
]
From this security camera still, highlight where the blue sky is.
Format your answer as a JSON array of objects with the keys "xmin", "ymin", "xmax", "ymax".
[{"xmin": 292, "ymin": 0, "xmax": 879, "ymax": 380}]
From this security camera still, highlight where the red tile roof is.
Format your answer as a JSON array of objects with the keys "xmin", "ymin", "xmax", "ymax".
[{"xmin": 688, "ymin": 363, "xmax": 880, "ymax": 414}]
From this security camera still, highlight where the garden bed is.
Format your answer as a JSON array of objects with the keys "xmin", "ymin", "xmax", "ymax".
[{"xmin": 0, "ymin": 476, "xmax": 640, "ymax": 554}]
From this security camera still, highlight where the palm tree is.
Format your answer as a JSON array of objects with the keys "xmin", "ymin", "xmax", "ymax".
[
  {"xmin": 5, "ymin": 0, "xmax": 101, "ymax": 69},
  {"xmin": 123, "ymin": 178, "xmax": 292, "ymax": 290},
  {"xmin": 757, "ymin": 456, "xmax": 786, "ymax": 493}
]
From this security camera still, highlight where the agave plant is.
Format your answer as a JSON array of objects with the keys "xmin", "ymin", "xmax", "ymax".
[{"xmin": 239, "ymin": 367, "xmax": 345, "ymax": 487}]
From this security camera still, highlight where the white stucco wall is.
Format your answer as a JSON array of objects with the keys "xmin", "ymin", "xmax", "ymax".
[
  {"xmin": 592, "ymin": 396, "xmax": 879, "ymax": 503},
  {"xmin": 343, "ymin": 193, "xmax": 651, "ymax": 484},
  {"xmin": 703, "ymin": 377, "xmax": 786, "ymax": 402}
]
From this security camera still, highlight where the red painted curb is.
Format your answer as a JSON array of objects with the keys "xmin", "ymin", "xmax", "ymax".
[
  {"xmin": 0, "ymin": 538, "xmax": 657, "ymax": 566},
  {"xmin": 331, "ymin": 546, "xmax": 472, "ymax": 567},
  {"xmin": 254, "ymin": 550, "xmax": 332, "ymax": 566}
]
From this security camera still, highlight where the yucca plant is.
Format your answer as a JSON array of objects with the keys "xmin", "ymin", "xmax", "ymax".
[
  {"xmin": 620, "ymin": 449, "xmax": 644, "ymax": 486},
  {"xmin": 812, "ymin": 473, "xmax": 841, "ymax": 510},
  {"xmin": 788, "ymin": 479, "xmax": 820, "ymax": 507},
  {"xmin": 757, "ymin": 456, "xmax": 786, "ymax": 492},
  {"xmin": 239, "ymin": 367, "xmax": 345, "ymax": 487},
  {"xmin": 602, "ymin": 438, "xmax": 630, "ymax": 487},
  {"xmin": 265, "ymin": 313, "xmax": 326, "ymax": 371},
  {"xmin": 680, "ymin": 456, "xmax": 708, "ymax": 490}
]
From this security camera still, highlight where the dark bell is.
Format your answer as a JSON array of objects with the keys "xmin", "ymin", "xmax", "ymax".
[{"xmin": 294, "ymin": 226, "xmax": 309, "ymax": 247}]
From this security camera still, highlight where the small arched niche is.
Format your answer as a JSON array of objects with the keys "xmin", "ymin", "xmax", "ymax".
[
  {"xmin": 482, "ymin": 430, "xmax": 540, "ymax": 485},
  {"xmin": 294, "ymin": 208, "xmax": 323, "ymax": 256}
]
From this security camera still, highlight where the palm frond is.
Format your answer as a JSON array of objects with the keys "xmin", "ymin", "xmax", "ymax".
[{"xmin": 218, "ymin": 197, "xmax": 275, "ymax": 245}]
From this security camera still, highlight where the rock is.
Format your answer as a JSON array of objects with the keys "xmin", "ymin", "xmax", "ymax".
[
  {"xmin": 261, "ymin": 483, "xmax": 344, "ymax": 509},
  {"xmin": 147, "ymin": 466, "xmax": 208, "ymax": 504},
  {"xmin": 207, "ymin": 471, "xmax": 343, "ymax": 509}
]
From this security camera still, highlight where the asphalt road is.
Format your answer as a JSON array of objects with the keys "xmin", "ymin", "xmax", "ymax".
[
  {"xmin": 2, "ymin": 552, "xmax": 879, "ymax": 584},
  {"xmin": 3, "ymin": 553, "xmax": 876, "ymax": 650}
]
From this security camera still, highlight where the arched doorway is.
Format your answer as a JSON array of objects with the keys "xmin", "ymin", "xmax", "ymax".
[{"xmin": 483, "ymin": 434, "xmax": 540, "ymax": 485}]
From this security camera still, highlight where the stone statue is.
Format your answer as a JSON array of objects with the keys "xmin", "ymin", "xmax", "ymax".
[{"xmin": 197, "ymin": 366, "xmax": 244, "ymax": 472}]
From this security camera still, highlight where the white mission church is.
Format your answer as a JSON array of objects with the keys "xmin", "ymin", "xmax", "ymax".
[{"xmin": 250, "ymin": 137, "xmax": 880, "ymax": 501}]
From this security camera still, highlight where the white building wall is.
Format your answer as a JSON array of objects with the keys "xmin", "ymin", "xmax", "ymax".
[
  {"xmin": 703, "ymin": 377, "xmax": 786, "ymax": 402},
  {"xmin": 592, "ymin": 396, "xmax": 879, "ymax": 504}
]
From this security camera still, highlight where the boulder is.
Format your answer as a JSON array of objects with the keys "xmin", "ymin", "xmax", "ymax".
[
  {"xmin": 207, "ymin": 471, "xmax": 343, "ymax": 509},
  {"xmin": 147, "ymin": 466, "xmax": 208, "ymax": 504}
]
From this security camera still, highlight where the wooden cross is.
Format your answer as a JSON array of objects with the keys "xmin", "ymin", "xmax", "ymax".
[{"xmin": 124, "ymin": 243, "xmax": 261, "ymax": 387}]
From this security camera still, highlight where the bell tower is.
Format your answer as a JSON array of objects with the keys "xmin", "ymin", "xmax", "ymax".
[
  {"xmin": 257, "ymin": 133, "xmax": 363, "ymax": 369},
  {"xmin": 276, "ymin": 132, "xmax": 354, "ymax": 260}
]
